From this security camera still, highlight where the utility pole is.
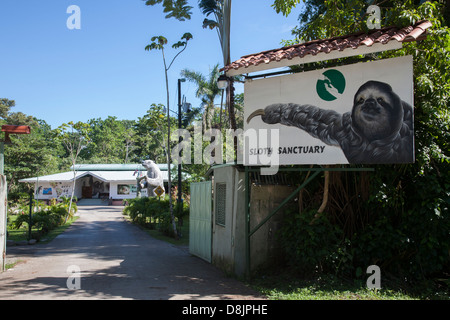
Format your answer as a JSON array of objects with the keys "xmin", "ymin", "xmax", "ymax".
[{"xmin": 177, "ymin": 78, "xmax": 185, "ymax": 218}]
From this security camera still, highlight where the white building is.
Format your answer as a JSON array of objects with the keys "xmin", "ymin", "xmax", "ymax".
[{"xmin": 19, "ymin": 164, "xmax": 172, "ymax": 203}]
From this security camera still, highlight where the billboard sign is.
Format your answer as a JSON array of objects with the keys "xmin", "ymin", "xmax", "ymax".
[{"xmin": 244, "ymin": 56, "xmax": 414, "ymax": 166}]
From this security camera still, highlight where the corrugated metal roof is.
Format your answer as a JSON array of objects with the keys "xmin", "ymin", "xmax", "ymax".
[
  {"xmin": 222, "ymin": 20, "xmax": 432, "ymax": 76},
  {"xmin": 19, "ymin": 163, "xmax": 191, "ymax": 184},
  {"xmin": 91, "ymin": 171, "xmax": 170, "ymax": 182},
  {"xmin": 19, "ymin": 171, "xmax": 82, "ymax": 183},
  {"xmin": 70, "ymin": 163, "xmax": 170, "ymax": 171}
]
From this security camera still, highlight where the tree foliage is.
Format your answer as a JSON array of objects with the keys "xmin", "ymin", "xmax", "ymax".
[
  {"xmin": 144, "ymin": 0, "xmax": 193, "ymax": 21},
  {"xmin": 272, "ymin": 0, "xmax": 450, "ymax": 281},
  {"xmin": 181, "ymin": 63, "xmax": 222, "ymax": 131},
  {"xmin": 144, "ymin": 0, "xmax": 238, "ymax": 131},
  {"xmin": 145, "ymin": 32, "xmax": 193, "ymax": 239},
  {"xmin": 271, "ymin": 0, "xmax": 303, "ymax": 16},
  {"xmin": 0, "ymin": 99, "xmax": 16, "ymax": 119},
  {"xmin": 2, "ymin": 102, "xmax": 195, "ymax": 214},
  {"xmin": 82, "ymin": 117, "xmax": 134, "ymax": 163},
  {"xmin": 134, "ymin": 104, "xmax": 177, "ymax": 164},
  {"xmin": 0, "ymin": 99, "xmax": 61, "ymax": 198},
  {"xmin": 54, "ymin": 121, "xmax": 92, "ymax": 220}
]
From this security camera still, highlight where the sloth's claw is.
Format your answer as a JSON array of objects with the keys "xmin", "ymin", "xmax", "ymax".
[{"xmin": 246, "ymin": 109, "xmax": 265, "ymax": 124}]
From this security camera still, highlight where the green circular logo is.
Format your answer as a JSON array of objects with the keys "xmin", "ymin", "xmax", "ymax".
[{"xmin": 316, "ymin": 69, "xmax": 346, "ymax": 101}]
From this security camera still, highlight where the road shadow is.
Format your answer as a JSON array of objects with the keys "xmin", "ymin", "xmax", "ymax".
[{"xmin": 1, "ymin": 207, "xmax": 263, "ymax": 300}]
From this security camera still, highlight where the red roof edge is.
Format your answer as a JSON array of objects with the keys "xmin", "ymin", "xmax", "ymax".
[{"xmin": 223, "ymin": 20, "xmax": 432, "ymax": 73}]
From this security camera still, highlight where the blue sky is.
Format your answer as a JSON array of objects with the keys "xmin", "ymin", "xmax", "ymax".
[{"xmin": 0, "ymin": 0, "xmax": 301, "ymax": 128}]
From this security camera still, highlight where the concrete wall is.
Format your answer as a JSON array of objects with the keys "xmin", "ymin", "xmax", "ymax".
[
  {"xmin": 35, "ymin": 181, "xmax": 73, "ymax": 201},
  {"xmin": 248, "ymin": 184, "xmax": 293, "ymax": 272},
  {"xmin": 211, "ymin": 165, "xmax": 293, "ymax": 277},
  {"xmin": 212, "ymin": 166, "xmax": 243, "ymax": 274},
  {"xmin": 34, "ymin": 176, "xmax": 113, "ymax": 201},
  {"xmin": 109, "ymin": 181, "xmax": 147, "ymax": 199},
  {"xmin": 33, "ymin": 179, "xmax": 149, "ymax": 201},
  {"xmin": 230, "ymin": 169, "xmax": 247, "ymax": 276},
  {"xmin": 211, "ymin": 167, "xmax": 231, "ymax": 272}
]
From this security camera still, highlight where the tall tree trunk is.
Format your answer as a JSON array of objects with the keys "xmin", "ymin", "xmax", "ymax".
[
  {"xmin": 227, "ymin": 79, "xmax": 238, "ymax": 160},
  {"xmin": 311, "ymin": 166, "xmax": 330, "ymax": 225},
  {"xmin": 228, "ymin": 79, "xmax": 237, "ymax": 131},
  {"xmin": 65, "ymin": 163, "xmax": 76, "ymax": 223},
  {"xmin": 162, "ymin": 49, "xmax": 178, "ymax": 240}
]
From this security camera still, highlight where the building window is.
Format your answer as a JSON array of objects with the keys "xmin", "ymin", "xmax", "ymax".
[
  {"xmin": 215, "ymin": 183, "xmax": 226, "ymax": 226},
  {"xmin": 117, "ymin": 184, "xmax": 131, "ymax": 195}
]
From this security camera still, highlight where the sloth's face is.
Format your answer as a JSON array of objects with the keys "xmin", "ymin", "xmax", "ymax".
[
  {"xmin": 352, "ymin": 81, "xmax": 402, "ymax": 141},
  {"xmin": 142, "ymin": 160, "xmax": 155, "ymax": 168}
]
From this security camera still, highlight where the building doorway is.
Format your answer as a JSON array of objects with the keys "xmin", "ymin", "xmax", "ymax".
[{"xmin": 82, "ymin": 186, "xmax": 93, "ymax": 199}]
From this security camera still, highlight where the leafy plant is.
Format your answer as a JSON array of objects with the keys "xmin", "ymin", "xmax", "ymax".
[
  {"xmin": 11, "ymin": 200, "xmax": 74, "ymax": 239},
  {"xmin": 145, "ymin": 32, "xmax": 193, "ymax": 239},
  {"xmin": 53, "ymin": 121, "xmax": 91, "ymax": 221},
  {"xmin": 123, "ymin": 196, "xmax": 189, "ymax": 237},
  {"xmin": 279, "ymin": 207, "xmax": 345, "ymax": 276},
  {"xmin": 272, "ymin": 0, "xmax": 450, "ymax": 283}
]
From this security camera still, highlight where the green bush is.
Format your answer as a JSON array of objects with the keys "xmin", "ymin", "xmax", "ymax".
[
  {"xmin": 11, "ymin": 200, "xmax": 75, "ymax": 238},
  {"xmin": 279, "ymin": 207, "xmax": 348, "ymax": 276},
  {"xmin": 123, "ymin": 196, "xmax": 189, "ymax": 237},
  {"xmin": 351, "ymin": 202, "xmax": 450, "ymax": 281},
  {"xmin": 278, "ymin": 174, "xmax": 449, "ymax": 281},
  {"xmin": 11, "ymin": 212, "xmax": 32, "ymax": 230},
  {"xmin": 269, "ymin": 0, "xmax": 450, "ymax": 287}
]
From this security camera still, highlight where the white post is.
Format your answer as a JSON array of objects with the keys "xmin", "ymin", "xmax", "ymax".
[{"xmin": 0, "ymin": 175, "xmax": 7, "ymax": 272}]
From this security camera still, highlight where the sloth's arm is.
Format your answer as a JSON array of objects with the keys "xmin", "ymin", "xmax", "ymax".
[
  {"xmin": 145, "ymin": 170, "xmax": 163, "ymax": 187},
  {"xmin": 247, "ymin": 103, "xmax": 344, "ymax": 146}
]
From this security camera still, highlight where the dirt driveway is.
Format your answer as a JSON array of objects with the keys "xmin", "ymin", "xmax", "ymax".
[{"xmin": 0, "ymin": 205, "xmax": 263, "ymax": 300}]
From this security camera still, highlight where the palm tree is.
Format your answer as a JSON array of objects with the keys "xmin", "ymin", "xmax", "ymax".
[
  {"xmin": 181, "ymin": 64, "xmax": 222, "ymax": 132},
  {"xmin": 144, "ymin": 1, "xmax": 237, "ymax": 130},
  {"xmin": 198, "ymin": 0, "xmax": 231, "ymax": 66},
  {"xmin": 198, "ymin": 0, "xmax": 238, "ymax": 132}
]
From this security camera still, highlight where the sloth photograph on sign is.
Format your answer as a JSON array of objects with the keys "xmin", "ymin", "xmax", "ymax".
[{"xmin": 244, "ymin": 56, "xmax": 415, "ymax": 165}]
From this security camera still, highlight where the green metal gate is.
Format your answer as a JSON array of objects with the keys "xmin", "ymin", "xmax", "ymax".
[{"xmin": 189, "ymin": 181, "xmax": 212, "ymax": 263}]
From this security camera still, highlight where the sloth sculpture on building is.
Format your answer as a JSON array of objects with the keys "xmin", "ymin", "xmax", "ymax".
[{"xmin": 247, "ymin": 80, "xmax": 414, "ymax": 164}]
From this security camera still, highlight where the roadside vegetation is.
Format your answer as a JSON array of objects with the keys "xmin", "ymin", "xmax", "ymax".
[
  {"xmin": 1, "ymin": 0, "xmax": 448, "ymax": 301},
  {"xmin": 7, "ymin": 196, "xmax": 78, "ymax": 243},
  {"xmin": 122, "ymin": 190, "xmax": 190, "ymax": 246},
  {"xmin": 251, "ymin": 0, "xmax": 449, "ymax": 300},
  {"xmin": 250, "ymin": 271, "xmax": 449, "ymax": 300}
]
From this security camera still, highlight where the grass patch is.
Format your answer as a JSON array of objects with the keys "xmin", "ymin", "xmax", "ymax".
[
  {"xmin": 122, "ymin": 196, "xmax": 190, "ymax": 246},
  {"xmin": 249, "ymin": 270, "xmax": 449, "ymax": 300},
  {"xmin": 39, "ymin": 215, "xmax": 79, "ymax": 244},
  {"xmin": 4, "ymin": 260, "xmax": 23, "ymax": 270},
  {"xmin": 122, "ymin": 211, "xmax": 189, "ymax": 247},
  {"xmin": 145, "ymin": 218, "xmax": 189, "ymax": 246},
  {"xmin": 7, "ymin": 214, "xmax": 79, "ymax": 244},
  {"xmin": 124, "ymin": 214, "xmax": 190, "ymax": 246}
]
